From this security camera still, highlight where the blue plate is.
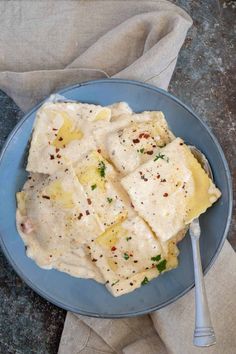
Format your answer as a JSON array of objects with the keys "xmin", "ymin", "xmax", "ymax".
[{"xmin": 0, "ymin": 79, "xmax": 232, "ymax": 318}]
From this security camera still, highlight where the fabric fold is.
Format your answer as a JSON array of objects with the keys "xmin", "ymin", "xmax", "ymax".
[{"xmin": 0, "ymin": 0, "xmax": 192, "ymax": 112}]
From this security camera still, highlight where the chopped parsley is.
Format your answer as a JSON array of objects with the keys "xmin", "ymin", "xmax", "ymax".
[
  {"xmin": 123, "ymin": 253, "xmax": 129, "ymax": 260},
  {"xmin": 137, "ymin": 148, "xmax": 145, "ymax": 154},
  {"xmin": 107, "ymin": 197, "xmax": 113, "ymax": 203},
  {"xmin": 154, "ymin": 153, "xmax": 169, "ymax": 163},
  {"xmin": 98, "ymin": 161, "xmax": 106, "ymax": 177},
  {"xmin": 151, "ymin": 254, "xmax": 161, "ymax": 262},
  {"xmin": 126, "ymin": 237, "xmax": 132, "ymax": 241},
  {"xmin": 111, "ymin": 280, "xmax": 119, "ymax": 287},
  {"xmin": 91, "ymin": 184, "xmax": 97, "ymax": 190},
  {"xmin": 156, "ymin": 259, "xmax": 167, "ymax": 273},
  {"xmin": 141, "ymin": 276, "xmax": 149, "ymax": 286},
  {"xmin": 154, "ymin": 153, "xmax": 166, "ymax": 161}
]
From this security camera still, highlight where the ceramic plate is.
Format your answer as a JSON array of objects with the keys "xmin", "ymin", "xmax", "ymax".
[{"xmin": 0, "ymin": 79, "xmax": 232, "ymax": 317}]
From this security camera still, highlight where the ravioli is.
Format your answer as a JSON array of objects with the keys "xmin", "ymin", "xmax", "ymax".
[
  {"xmin": 54, "ymin": 245, "xmax": 104, "ymax": 282},
  {"xmin": 106, "ymin": 111, "xmax": 174, "ymax": 174},
  {"xmin": 16, "ymin": 100, "xmax": 222, "ymax": 297},
  {"xmin": 16, "ymin": 169, "xmax": 104, "ymax": 269},
  {"xmin": 27, "ymin": 102, "xmax": 111, "ymax": 174},
  {"xmin": 75, "ymin": 151, "xmax": 134, "ymax": 228},
  {"xmin": 88, "ymin": 216, "xmax": 178, "ymax": 296},
  {"xmin": 93, "ymin": 110, "xmax": 159, "ymax": 159},
  {"xmin": 121, "ymin": 138, "xmax": 221, "ymax": 243}
]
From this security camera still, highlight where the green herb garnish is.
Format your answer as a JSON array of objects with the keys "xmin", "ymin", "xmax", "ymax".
[
  {"xmin": 156, "ymin": 259, "xmax": 167, "ymax": 273},
  {"xmin": 141, "ymin": 276, "xmax": 149, "ymax": 286},
  {"xmin": 151, "ymin": 254, "xmax": 161, "ymax": 262},
  {"xmin": 98, "ymin": 161, "xmax": 106, "ymax": 177},
  {"xmin": 91, "ymin": 184, "xmax": 97, "ymax": 190},
  {"xmin": 154, "ymin": 153, "xmax": 165, "ymax": 161},
  {"xmin": 137, "ymin": 148, "xmax": 145, "ymax": 154},
  {"xmin": 126, "ymin": 237, "xmax": 132, "ymax": 241},
  {"xmin": 107, "ymin": 197, "xmax": 113, "ymax": 203},
  {"xmin": 123, "ymin": 253, "xmax": 129, "ymax": 260},
  {"xmin": 111, "ymin": 280, "xmax": 119, "ymax": 287}
]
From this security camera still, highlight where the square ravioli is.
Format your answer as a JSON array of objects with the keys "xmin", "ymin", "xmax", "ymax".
[
  {"xmin": 27, "ymin": 102, "xmax": 111, "ymax": 174},
  {"xmin": 106, "ymin": 111, "xmax": 174, "ymax": 174},
  {"xmin": 88, "ymin": 216, "xmax": 178, "ymax": 296},
  {"xmin": 16, "ymin": 168, "xmax": 104, "ymax": 268},
  {"xmin": 121, "ymin": 138, "xmax": 221, "ymax": 243},
  {"xmin": 75, "ymin": 150, "xmax": 135, "ymax": 228}
]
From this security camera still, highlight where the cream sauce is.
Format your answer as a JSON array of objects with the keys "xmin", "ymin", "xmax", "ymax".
[{"xmin": 16, "ymin": 103, "xmax": 221, "ymax": 295}]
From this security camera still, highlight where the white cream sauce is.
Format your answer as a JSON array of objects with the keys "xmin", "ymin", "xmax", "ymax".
[{"xmin": 16, "ymin": 102, "xmax": 221, "ymax": 295}]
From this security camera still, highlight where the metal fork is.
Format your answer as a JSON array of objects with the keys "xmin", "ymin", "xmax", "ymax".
[{"xmin": 189, "ymin": 146, "xmax": 216, "ymax": 347}]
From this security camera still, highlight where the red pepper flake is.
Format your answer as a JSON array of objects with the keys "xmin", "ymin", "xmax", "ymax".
[
  {"xmin": 42, "ymin": 195, "xmax": 50, "ymax": 199},
  {"xmin": 133, "ymin": 138, "xmax": 140, "ymax": 144},
  {"xmin": 139, "ymin": 133, "xmax": 150, "ymax": 139},
  {"xmin": 134, "ymin": 260, "xmax": 138, "ymax": 263},
  {"xmin": 56, "ymin": 154, "xmax": 61, "ymax": 159},
  {"xmin": 55, "ymin": 148, "xmax": 60, "ymax": 153},
  {"xmin": 86, "ymin": 210, "xmax": 90, "ymax": 215},
  {"xmin": 87, "ymin": 198, "xmax": 92, "ymax": 205},
  {"xmin": 156, "ymin": 174, "xmax": 160, "ymax": 179},
  {"xmin": 58, "ymin": 137, "xmax": 63, "ymax": 141},
  {"xmin": 146, "ymin": 150, "xmax": 153, "ymax": 155},
  {"xmin": 50, "ymin": 154, "xmax": 55, "ymax": 160},
  {"xmin": 52, "ymin": 128, "xmax": 57, "ymax": 131},
  {"xmin": 163, "ymin": 193, "xmax": 169, "ymax": 197},
  {"xmin": 111, "ymin": 246, "xmax": 117, "ymax": 251},
  {"xmin": 97, "ymin": 149, "xmax": 101, "ymax": 153},
  {"xmin": 131, "ymin": 202, "xmax": 134, "ymax": 208},
  {"xmin": 92, "ymin": 258, "xmax": 97, "ymax": 262},
  {"xmin": 78, "ymin": 213, "xmax": 83, "ymax": 220}
]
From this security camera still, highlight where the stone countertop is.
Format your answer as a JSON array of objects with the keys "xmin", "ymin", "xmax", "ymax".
[{"xmin": 0, "ymin": 1, "xmax": 235, "ymax": 353}]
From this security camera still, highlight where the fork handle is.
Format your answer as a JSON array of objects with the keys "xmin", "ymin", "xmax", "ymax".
[{"xmin": 191, "ymin": 235, "xmax": 216, "ymax": 347}]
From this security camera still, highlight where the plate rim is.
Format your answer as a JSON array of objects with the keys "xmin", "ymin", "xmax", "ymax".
[{"xmin": 0, "ymin": 78, "xmax": 233, "ymax": 318}]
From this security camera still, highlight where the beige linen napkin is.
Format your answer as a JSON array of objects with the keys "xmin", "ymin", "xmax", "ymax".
[
  {"xmin": 0, "ymin": 0, "xmax": 192, "ymax": 112},
  {"xmin": 0, "ymin": 1, "xmax": 235, "ymax": 354}
]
